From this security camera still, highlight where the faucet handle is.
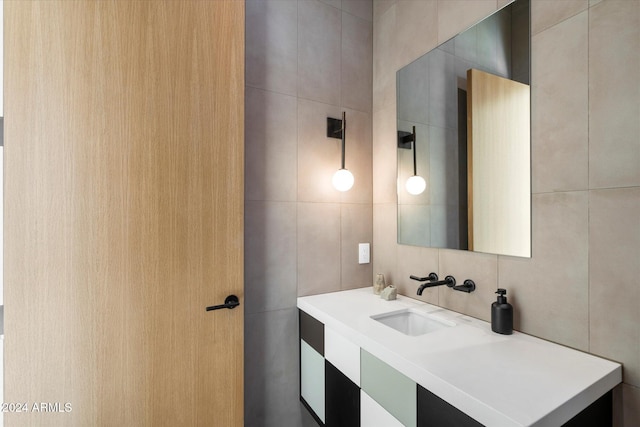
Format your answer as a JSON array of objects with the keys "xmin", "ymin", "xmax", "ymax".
[
  {"xmin": 410, "ymin": 272, "xmax": 438, "ymax": 282},
  {"xmin": 450, "ymin": 279, "xmax": 476, "ymax": 293}
]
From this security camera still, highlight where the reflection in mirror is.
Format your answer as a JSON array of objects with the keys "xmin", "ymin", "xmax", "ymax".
[{"xmin": 397, "ymin": 0, "xmax": 531, "ymax": 257}]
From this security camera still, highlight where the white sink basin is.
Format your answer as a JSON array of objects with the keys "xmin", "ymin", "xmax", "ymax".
[{"xmin": 371, "ymin": 308, "xmax": 455, "ymax": 336}]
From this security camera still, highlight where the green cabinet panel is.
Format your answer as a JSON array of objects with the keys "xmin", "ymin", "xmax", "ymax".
[
  {"xmin": 301, "ymin": 339, "xmax": 325, "ymax": 423},
  {"xmin": 361, "ymin": 349, "xmax": 416, "ymax": 427}
]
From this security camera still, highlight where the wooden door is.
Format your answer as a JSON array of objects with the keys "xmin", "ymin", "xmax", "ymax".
[
  {"xmin": 4, "ymin": 1, "xmax": 244, "ymax": 425},
  {"xmin": 467, "ymin": 68, "xmax": 530, "ymax": 257}
]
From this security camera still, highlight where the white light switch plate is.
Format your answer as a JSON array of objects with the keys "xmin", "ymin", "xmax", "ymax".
[{"xmin": 358, "ymin": 243, "xmax": 370, "ymax": 264}]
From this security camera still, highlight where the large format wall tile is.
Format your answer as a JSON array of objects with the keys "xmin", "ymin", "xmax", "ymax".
[
  {"xmin": 245, "ymin": 308, "xmax": 305, "ymax": 427},
  {"xmin": 588, "ymin": 0, "xmax": 640, "ymax": 189},
  {"xmin": 245, "ymin": 201, "xmax": 297, "ymax": 314},
  {"xmin": 372, "ymin": 105, "xmax": 398, "ymax": 204},
  {"xmin": 298, "ymin": 0, "xmax": 341, "ymax": 105},
  {"xmin": 342, "ymin": 12, "xmax": 373, "ymax": 113},
  {"xmin": 498, "ymin": 192, "xmax": 589, "ymax": 351},
  {"xmin": 245, "ymin": 87, "xmax": 298, "ymax": 202},
  {"xmin": 297, "ymin": 202, "xmax": 341, "ymax": 296},
  {"xmin": 396, "ymin": 244, "xmax": 439, "ymax": 305},
  {"xmin": 589, "ymin": 188, "xmax": 640, "ymax": 387},
  {"xmin": 245, "ymin": 0, "xmax": 297, "ymax": 96},
  {"xmin": 298, "ymin": 100, "xmax": 372, "ymax": 204},
  {"xmin": 319, "ymin": 0, "xmax": 341, "ymax": 9},
  {"xmin": 297, "ymin": 99, "xmax": 343, "ymax": 203},
  {"xmin": 343, "ymin": 0, "xmax": 374, "ymax": 22},
  {"xmin": 531, "ymin": 11, "xmax": 588, "ymax": 193},
  {"xmin": 395, "ymin": 0, "xmax": 438, "ymax": 68},
  {"xmin": 374, "ymin": 0, "xmax": 396, "ymax": 21},
  {"xmin": 531, "ymin": 0, "xmax": 588, "ymax": 35},
  {"xmin": 246, "ymin": 1, "xmax": 375, "ymax": 425},
  {"xmin": 373, "ymin": 2, "xmax": 396, "ymax": 112},
  {"xmin": 373, "ymin": 203, "xmax": 398, "ymax": 284},
  {"xmin": 340, "ymin": 108, "xmax": 374, "ymax": 205},
  {"xmin": 341, "ymin": 203, "xmax": 374, "ymax": 289},
  {"xmin": 436, "ymin": 1, "xmax": 496, "ymax": 46},
  {"xmin": 439, "ymin": 249, "xmax": 497, "ymax": 322}
]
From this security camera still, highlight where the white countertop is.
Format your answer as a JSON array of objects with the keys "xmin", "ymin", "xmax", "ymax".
[{"xmin": 298, "ymin": 288, "xmax": 622, "ymax": 427}]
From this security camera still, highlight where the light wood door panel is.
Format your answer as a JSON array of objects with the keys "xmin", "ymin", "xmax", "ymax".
[
  {"xmin": 4, "ymin": 1, "xmax": 244, "ymax": 425},
  {"xmin": 467, "ymin": 68, "xmax": 530, "ymax": 257}
]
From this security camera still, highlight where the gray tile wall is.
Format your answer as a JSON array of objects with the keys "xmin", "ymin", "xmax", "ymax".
[
  {"xmin": 244, "ymin": 0, "xmax": 373, "ymax": 425},
  {"xmin": 373, "ymin": 0, "xmax": 640, "ymax": 425}
]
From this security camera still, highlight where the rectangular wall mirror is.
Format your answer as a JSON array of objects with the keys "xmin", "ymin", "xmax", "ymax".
[{"xmin": 396, "ymin": 0, "xmax": 531, "ymax": 258}]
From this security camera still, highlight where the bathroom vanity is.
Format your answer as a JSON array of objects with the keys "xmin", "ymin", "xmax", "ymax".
[{"xmin": 298, "ymin": 288, "xmax": 621, "ymax": 427}]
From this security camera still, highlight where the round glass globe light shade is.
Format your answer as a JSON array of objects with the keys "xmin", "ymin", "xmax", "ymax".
[
  {"xmin": 406, "ymin": 175, "xmax": 426, "ymax": 195},
  {"xmin": 332, "ymin": 168, "xmax": 354, "ymax": 192}
]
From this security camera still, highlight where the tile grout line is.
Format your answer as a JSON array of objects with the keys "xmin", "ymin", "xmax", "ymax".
[
  {"xmin": 340, "ymin": 1, "xmax": 344, "ymax": 291},
  {"xmin": 295, "ymin": 0, "xmax": 300, "ymax": 302},
  {"xmin": 586, "ymin": 4, "xmax": 592, "ymax": 351}
]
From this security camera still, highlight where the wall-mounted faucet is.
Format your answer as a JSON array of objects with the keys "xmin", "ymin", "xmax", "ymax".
[
  {"xmin": 410, "ymin": 273, "xmax": 476, "ymax": 295},
  {"xmin": 410, "ymin": 273, "xmax": 455, "ymax": 295}
]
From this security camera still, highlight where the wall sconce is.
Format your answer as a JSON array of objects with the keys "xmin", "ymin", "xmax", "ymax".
[
  {"xmin": 327, "ymin": 111, "xmax": 354, "ymax": 192},
  {"xmin": 398, "ymin": 126, "xmax": 426, "ymax": 195}
]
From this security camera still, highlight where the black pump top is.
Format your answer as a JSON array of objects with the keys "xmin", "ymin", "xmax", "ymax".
[{"xmin": 496, "ymin": 288, "xmax": 508, "ymax": 304}]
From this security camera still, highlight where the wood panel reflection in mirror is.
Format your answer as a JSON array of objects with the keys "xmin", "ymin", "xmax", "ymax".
[
  {"xmin": 468, "ymin": 69, "xmax": 530, "ymax": 257},
  {"xmin": 396, "ymin": 0, "xmax": 531, "ymax": 258}
]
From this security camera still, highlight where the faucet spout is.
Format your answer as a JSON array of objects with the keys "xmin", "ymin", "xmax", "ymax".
[{"xmin": 411, "ymin": 273, "xmax": 456, "ymax": 295}]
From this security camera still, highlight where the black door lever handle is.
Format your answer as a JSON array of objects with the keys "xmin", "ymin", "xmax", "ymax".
[{"xmin": 206, "ymin": 295, "xmax": 240, "ymax": 311}]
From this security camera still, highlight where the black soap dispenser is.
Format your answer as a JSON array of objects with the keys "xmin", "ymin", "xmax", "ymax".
[{"xmin": 491, "ymin": 289, "xmax": 513, "ymax": 335}]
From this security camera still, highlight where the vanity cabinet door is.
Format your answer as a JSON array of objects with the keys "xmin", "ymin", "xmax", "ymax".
[
  {"xmin": 300, "ymin": 340, "xmax": 325, "ymax": 423},
  {"xmin": 361, "ymin": 390, "xmax": 404, "ymax": 427},
  {"xmin": 325, "ymin": 327, "xmax": 360, "ymax": 386},
  {"xmin": 299, "ymin": 310, "xmax": 325, "ymax": 423},
  {"xmin": 417, "ymin": 385, "xmax": 484, "ymax": 427},
  {"xmin": 562, "ymin": 390, "xmax": 612, "ymax": 427},
  {"xmin": 300, "ymin": 309, "xmax": 324, "ymax": 355},
  {"xmin": 361, "ymin": 349, "xmax": 417, "ymax": 426},
  {"xmin": 325, "ymin": 360, "xmax": 360, "ymax": 427}
]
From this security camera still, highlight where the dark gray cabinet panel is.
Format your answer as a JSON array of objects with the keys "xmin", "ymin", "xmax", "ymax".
[
  {"xmin": 562, "ymin": 390, "xmax": 612, "ymax": 427},
  {"xmin": 300, "ymin": 309, "xmax": 324, "ymax": 356},
  {"xmin": 325, "ymin": 360, "xmax": 360, "ymax": 427},
  {"xmin": 417, "ymin": 384, "xmax": 484, "ymax": 427},
  {"xmin": 417, "ymin": 384, "xmax": 614, "ymax": 427}
]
